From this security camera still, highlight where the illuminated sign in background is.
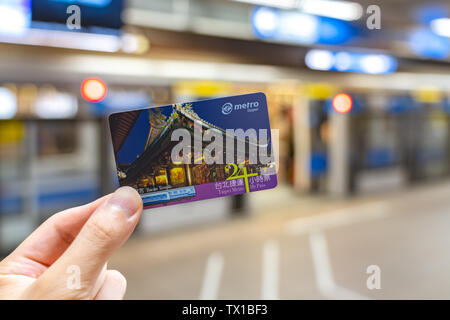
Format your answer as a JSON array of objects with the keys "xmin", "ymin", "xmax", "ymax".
[
  {"xmin": 251, "ymin": 6, "xmax": 358, "ymax": 45},
  {"xmin": 32, "ymin": 0, "xmax": 124, "ymax": 31},
  {"xmin": 50, "ymin": 0, "xmax": 112, "ymax": 7},
  {"xmin": 0, "ymin": 0, "xmax": 31, "ymax": 36},
  {"xmin": 305, "ymin": 49, "xmax": 398, "ymax": 74}
]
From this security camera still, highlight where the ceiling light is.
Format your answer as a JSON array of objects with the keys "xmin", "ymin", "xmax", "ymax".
[
  {"xmin": 305, "ymin": 50, "xmax": 334, "ymax": 70},
  {"xmin": 299, "ymin": 0, "xmax": 363, "ymax": 21},
  {"xmin": 431, "ymin": 18, "xmax": 450, "ymax": 38},
  {"xmin": 232, "ymin": 0, "xmax": 297, "ymax": 10},
  {"xmin": 0, "ymin": 87, "xmax": 17, "ymax": 119}
]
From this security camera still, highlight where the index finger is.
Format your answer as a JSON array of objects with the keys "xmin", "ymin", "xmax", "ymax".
[
  {"xmin": 30, "ymin": 187, "xmax": 142, "ymax": 299},
  {"xmin": 0, "ymin": 195, "xmax": 110, "ymax": 278}
]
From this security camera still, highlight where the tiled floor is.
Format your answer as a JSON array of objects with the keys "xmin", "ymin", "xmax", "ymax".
[{"xmin": 109, "ymin": 180, "xmax": 450, "ymax": 299}]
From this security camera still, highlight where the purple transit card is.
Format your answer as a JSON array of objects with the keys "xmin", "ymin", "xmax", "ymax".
[{"xmin": 109, "ymin": 92, "xmax": 277, "ymax": 209}]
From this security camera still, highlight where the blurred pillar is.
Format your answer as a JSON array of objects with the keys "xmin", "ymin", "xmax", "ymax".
[
  {"xmin": 99, "ymin": 117, "xmax": 114, "ymax": 196},
  {"xmin": 293, "ymin": 96, "xmax": 311, "ymax": 191},
  {"xmin": 230, "ymin": 194, "xmax": 246, "ymax": 216},
  {"xmin": 24, "ymin": 121, "xmax": 40, "ymax": 225},
  {"xmin": 328, "ymin": 112, "xmax": 350, "ymax": 197}
]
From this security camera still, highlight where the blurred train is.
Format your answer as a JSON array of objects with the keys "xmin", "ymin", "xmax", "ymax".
[
  {"xmin": 1, "ymin": 75, "xmax": 450, "ymax": 250},
  {"xmin": 293, "ymin": 85, "xmax": 450, "ymax": 196}
]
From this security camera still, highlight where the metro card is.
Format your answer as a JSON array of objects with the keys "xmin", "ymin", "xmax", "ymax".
[{"xmin": 109, "ymin": 92, "xmax": 278, "ymax": 209}]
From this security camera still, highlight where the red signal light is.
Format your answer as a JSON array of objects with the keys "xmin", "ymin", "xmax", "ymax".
[
  {"xmin": 332, "ymin": 93, "xmax": 353, "ymax": 114},
  {"xmin": 81, "ymin": 77, "xmax": 107, "ymax": 103}
]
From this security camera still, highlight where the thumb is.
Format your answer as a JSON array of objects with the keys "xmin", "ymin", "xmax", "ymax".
[{"xmin": 28, "ymin": 187, "xmax": 142, "ymax": 299}]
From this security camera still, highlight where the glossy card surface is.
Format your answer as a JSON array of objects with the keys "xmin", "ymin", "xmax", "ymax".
[{"xmin": 109, "ymin": 92, "xmax": 277, "ymax": 209}]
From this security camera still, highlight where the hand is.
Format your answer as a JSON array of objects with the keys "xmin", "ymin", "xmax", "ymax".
[{"xmin": 0, "ymin": 187, "xmax": 143, "ymax": 300}]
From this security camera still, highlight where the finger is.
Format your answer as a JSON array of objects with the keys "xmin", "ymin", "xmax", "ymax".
[
  {"xmin": 0, "ymin": 275, "xmax": 36, "ymax": 300},
  {"xmin": 21, "ymin": 264, "xmax": 108, "ymax": 300},
  {"xmin": 32, "ymin": 187, "xmax": 142, "ymax": 298},
  {"xmin": 91, "ymin": 263, "xmax": 108, "ymax": 299},
  {"xmin": 94, "ymin": 270, "xmax": 127, "ymax": 300},
  {"xmin": 0, "ymin": 195, "xmax": 110, "ymax": 278}
]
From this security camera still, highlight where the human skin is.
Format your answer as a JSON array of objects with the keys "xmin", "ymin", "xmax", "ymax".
[{"xmin": 0, "ymin": 187, "xmax": 143, "ymax": 299}]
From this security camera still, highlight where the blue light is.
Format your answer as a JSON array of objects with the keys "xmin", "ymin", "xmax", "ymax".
[
  {"xmin": 305, "ymin": 49, "xmax": 397, "ymax": 74},
  {"xmin": 334, "ymin": 51, "xmax": 353, "ymax": 71},
  {"xmin": 250, "ymin": 6, "xmax": 280, "ymax": 39},
  {"xmin": 317, "ymin": 17, "xmax": 356, "ymax": 45},
  {"xmin": 357, "ymin": 54, "xmax": 398, "ymax": 74},
  {"xmin": 49, "ymin": 0, "xmax": 112, "ymax": 8},
  {"xmin": 387, "ymin": 96, "xmax": 418, "ymax": 114},
  {"xmin": 251, "ymin": 6, "xmax": 356, "ymax": 45},
  {"xmin": 414, "ymin": 4, "xmax": 448, "ymax": 25},
  {"xmin": 0, "ymin": 0, "xmax": 31, "ymax": 35},
  {"xmin": 408, "ymin": 29, "xmax": 450, "ymax": 59},
  {"xmin": 443, "ymin": 98, "xmax": 450, "ymax": 114},
  {"xmin": 305, "ymin": 49, "xmax": 334, "ymax": 70},
  {"xmin": 251, "ymin": 6, "xmax": 319, "ymax": 44},
  {"xmin": 90, "ymin": 90, "xmax": 150, "ymax": 116}
]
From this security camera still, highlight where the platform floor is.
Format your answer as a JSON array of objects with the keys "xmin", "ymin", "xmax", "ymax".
[{"xmin": 109, "ymin": 180, "xmax": 450, "ymax": 299}]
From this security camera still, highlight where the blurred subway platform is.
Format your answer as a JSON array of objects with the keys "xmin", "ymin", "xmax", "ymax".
[
  {"xmin": 1, "ymin": 0, "xmax": 450, "ymax": 301},
  {"xmin": 109, "ymin": 180, "xmax": 450, "ymax": 300}
]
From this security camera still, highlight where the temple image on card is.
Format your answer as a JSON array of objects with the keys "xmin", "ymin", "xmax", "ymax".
[{"xmin": 109, "ymin": 103, "xmax": 275, "ymax": 205}]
